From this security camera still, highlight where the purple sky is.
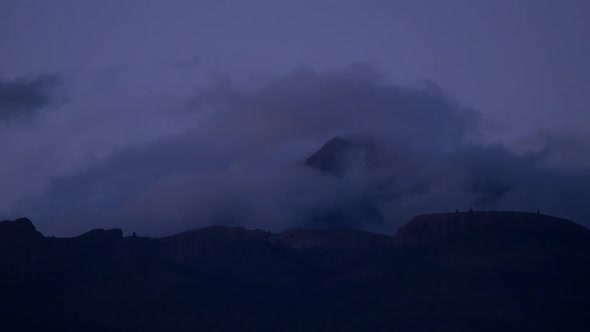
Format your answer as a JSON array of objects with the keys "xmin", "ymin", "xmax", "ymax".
[{"xmin": 1, "ymin": 0, "xmax": 589, "ymax": 235}]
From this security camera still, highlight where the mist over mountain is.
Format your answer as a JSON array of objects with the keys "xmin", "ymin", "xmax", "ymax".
[
  {"xmin": 2, "ymin": 65, "xmax": 587, "ymax": 237},
  {"xmin": 3, "ymin": 2, "xmax": 590, "ymax": 331},
  {"xmin": 304, "ymin": 136, "xmax": 380, "ymax": 176}
]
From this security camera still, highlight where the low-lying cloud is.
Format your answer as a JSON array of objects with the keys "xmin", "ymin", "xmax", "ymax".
[{"xmin": 8, "ymin": 64, "xmax": 590, "ymax": 236}]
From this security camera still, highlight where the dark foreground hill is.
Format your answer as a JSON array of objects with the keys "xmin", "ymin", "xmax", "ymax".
[{"xmin": 1, "ymin": 212, "xmax": 590, "ymax": 331}]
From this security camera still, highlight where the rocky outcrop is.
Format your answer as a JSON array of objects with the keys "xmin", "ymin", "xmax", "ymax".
[
  {"xmin": 0, "ymin": 217, "xmax": 43, "ymax": 240},
  {"xmin": 0, "ymin": 218, "xmax": 44, "ymax": 273},
  {"xmin": 393, "ymin": 211, "xmax": 590, "ymax": 250}
]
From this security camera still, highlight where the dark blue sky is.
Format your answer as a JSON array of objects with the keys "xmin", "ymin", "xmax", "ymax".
[{"xmin": 1, "ymin": 0, "xmax": 589, "ymax": 235}]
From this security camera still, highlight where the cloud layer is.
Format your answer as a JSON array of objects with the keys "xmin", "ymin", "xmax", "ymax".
[{"xmin": 5, "ymin": 64, "xmax": 590, "ymax": 236}]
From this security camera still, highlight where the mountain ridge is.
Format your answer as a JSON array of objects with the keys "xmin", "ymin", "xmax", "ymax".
[
  {"xmin": 2, "ymin": 211, "xmax": 589, "ymax": 331},
  {"xmin": 3, "ymin": 210, "xmax": 589, "ymax": 247}
]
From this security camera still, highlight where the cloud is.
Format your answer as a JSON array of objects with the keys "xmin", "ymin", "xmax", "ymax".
[
  {"xmin": 182, "ymin": 64, "xmax": 485, "ymax": 169},
  {"xmin": 10, "ymin": 64, "xmax": 590, "ymax": 236},
  {"xmin": 13, "ymin": 64, "xmax": 477, "ymax": 235},
  {"xmin": 510, "ymin": 129, "xmax": 590, "ymax": 171},
  {"xmin": 0, "ymin": 74, "xmax": 62, "ymax": 121}
]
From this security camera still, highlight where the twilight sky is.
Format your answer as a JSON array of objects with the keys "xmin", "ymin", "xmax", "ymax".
[{"xmin": 1, "ymin": 0, "xmax": 589, "ymax": 236}]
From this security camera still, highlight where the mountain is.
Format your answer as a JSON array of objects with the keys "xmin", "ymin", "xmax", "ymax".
[
  {"xmin": 1, "ymin": 212, "xmax": 589, "ymax": 331},
  {"xmin": 393, "ymin": 211, "xmax": 590, "ymax": 250},
  {"xmin": 303, "ymin": 136, "xmax": 386, "ymax": 228},
  {"xmin": 0, "ymin": 217, "xmax": 43, "ymax": 244},
  {"xmin": 0, "ymin": 218, "xmax": 44, "ymax": 276},
  {"xmin": 304, "ymin": 136, "xmax": 379, "ymax": 176}
]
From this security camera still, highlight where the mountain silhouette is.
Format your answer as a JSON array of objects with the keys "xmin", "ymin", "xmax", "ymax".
[
  {"xmin": 393, "ymin": 211, "xmax": 590, "ymax": 249},
  {"xmin": 304, "ymin": 136, "xmax": 379, "ymax": 176},
  {"xmin": 303, "ymin": 136, "xmax": 386, "ymax": 229},
  {"xmin": 1, "ymin": 211, "xmax": 589, "ymax": 331}
]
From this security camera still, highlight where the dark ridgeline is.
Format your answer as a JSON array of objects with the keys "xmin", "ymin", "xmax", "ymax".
[{"xmin": 1, "ymin": 211, "xmax": 590, "ymax": 332}]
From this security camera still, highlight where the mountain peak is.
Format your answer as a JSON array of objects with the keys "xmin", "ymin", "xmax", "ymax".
[
  {"xmin": 0, "ymin": 217, "xmax": 42, "ymax": 239},
  {"xmin": 304, "ymin": 136, "xmax": 378, "ymax": 176}
]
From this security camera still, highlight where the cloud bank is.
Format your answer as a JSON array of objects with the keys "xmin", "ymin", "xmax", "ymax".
[{"xmin": 6, "ymin": 64, "xmax": 590, "ymax": 236}]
